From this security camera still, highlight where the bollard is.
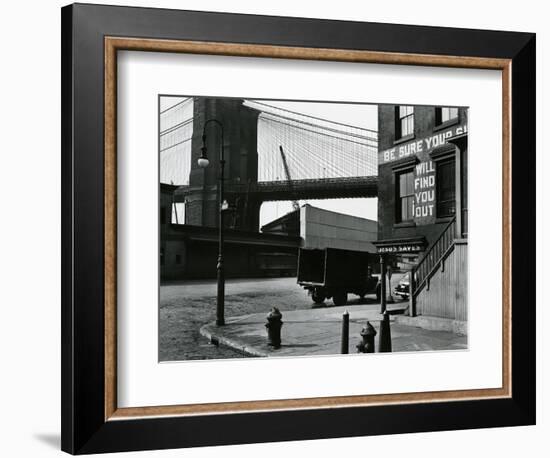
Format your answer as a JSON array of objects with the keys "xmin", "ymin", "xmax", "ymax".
[
  {"xmin": 387, "ymin": 266, "xmax": 394, "ymax": 304},
  {"xmin": 380, "ymin": 254, "xmax": 387, "ymax": 314},
  {"xmin": 356, "ymin": 321, "xmax": 377, "ymax": 353},
  {"xmin": 378, "ymin": 311, "xmax": 392, "ymax": 352},
  {"xmin": 408, "ymin": 270, "xmax": 416, "ymax": 317},
  {"xmin": 265, "ymin": 307, "xmax": 283, "ymax": 349},
  {"xmin": 341, "ymin": 310, "xmax": 349, "ymax": 354}
]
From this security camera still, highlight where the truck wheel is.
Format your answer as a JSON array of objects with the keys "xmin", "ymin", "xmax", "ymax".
[
  {"xmin": 333, "ymin": 291, "xmax": 348, "ymax": 306},
  {"xmin": 312, "ymin": 288, "xmax": 326, "ymax": 304}
]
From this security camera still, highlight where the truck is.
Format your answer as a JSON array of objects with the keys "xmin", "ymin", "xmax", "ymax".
[{"xmin": 297, "ymin": 247, "xmax": 380, "ymax": 306}]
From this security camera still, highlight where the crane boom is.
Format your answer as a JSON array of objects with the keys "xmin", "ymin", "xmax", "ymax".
[{"xmin": 279, "ymin": 145, "xmax": 300, "ymax": 212}]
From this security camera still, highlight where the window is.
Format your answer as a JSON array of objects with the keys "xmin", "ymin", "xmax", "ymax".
[
  {"xmin": 397, "ymin": 170, "xmax": 414, "ymax": 222},
  {"xmin": 175, "ymin": 254, "xmax": 181, "ymax": 264},
  {"xmin": 171, "ymin": 202, "xmax": 185, "ymax": 225},
  {"xmin": 435, "ymin": 107, "xmax": 459, "ymax": 125},
  {"xmin": 436, "ymin": 158, "xmax": 456, "ymax": 218},
  {"xmin": 396, "ymin": 106, "xmax": 414, "ymax": 139}
]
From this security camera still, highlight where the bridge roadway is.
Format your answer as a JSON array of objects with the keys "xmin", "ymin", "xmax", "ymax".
[{"xmin": 174, "ymin": 175, "xmax": 378, "ymax": 202}]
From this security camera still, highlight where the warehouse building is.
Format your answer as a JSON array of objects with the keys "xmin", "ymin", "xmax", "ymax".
[
  {"xmin": 160, "ymin": 189, "xmax": 378, "ymax": 282},
  {"xmin": 160, "ymin": 184, "xmax": 301, "ymax": 280}
]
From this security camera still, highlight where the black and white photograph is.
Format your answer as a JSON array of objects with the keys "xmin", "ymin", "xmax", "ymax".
[
  {"xmin": 1, "ymin": 0, "xmax": 543, "ymax": 456},
  {"xmin": 158, "ymin": 96, "xmax": 469, "ymax": 361}
]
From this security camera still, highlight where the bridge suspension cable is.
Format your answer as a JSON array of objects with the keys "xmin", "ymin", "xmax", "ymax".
[
  {"xmin": 159, "ymin": 97, "xmax": 379, "ymax": 187},
  {"xmin": 245, "ymin": 100, "xmax": 378, "ymax": 183},
  {"xmin": 159, "ymin": 97, "xmax": 193, "ymax": 185}
]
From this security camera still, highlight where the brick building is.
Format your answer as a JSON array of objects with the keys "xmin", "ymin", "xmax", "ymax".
[{"xmin": 374, "ymin": 105, "xmax": 468, "ymax": 326}]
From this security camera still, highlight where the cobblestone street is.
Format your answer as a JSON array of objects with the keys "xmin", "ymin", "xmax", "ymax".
[{"xmin": 159, "ymin": 275, "xmax": 404, "ymax": 361}]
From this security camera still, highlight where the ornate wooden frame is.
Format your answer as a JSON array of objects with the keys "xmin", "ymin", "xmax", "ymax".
[{"xmin": 62, "ymin": 3, "xmax": 535, "ymax": 454}]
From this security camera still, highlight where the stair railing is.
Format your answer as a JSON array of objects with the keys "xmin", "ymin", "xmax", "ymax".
[{"xmin": 412, "ymin": 216, "xmax": 457, "ymax": 298}]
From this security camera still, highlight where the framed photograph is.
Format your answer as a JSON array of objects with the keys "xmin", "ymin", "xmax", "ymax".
[{"xmin": 61, "ymin": 3, "xmax": 536, "ymax": 454}]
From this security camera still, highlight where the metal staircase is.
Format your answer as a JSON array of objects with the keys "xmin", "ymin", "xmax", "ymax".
[{"xmin": 411, "ymin": 216, "xmax": 457, "ymax": 304}]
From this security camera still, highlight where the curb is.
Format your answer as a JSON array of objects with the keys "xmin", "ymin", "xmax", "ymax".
[
  {"xmin": 394, "ymin": 315, "xmax": 467, "ymax": 336},
  {"xmin": 199, "ymin": 322, "xmax": 267, "ymax": 357}
]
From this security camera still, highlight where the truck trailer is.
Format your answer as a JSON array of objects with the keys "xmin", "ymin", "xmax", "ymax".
[{"xmin": 297, "ymin": 247, "xmax": 380, "ymax": 306}]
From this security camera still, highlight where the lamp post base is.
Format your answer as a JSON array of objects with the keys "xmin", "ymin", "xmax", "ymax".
[{"xmin": 216, "ymin": 258, "xmax": 225, "ymax": 326}]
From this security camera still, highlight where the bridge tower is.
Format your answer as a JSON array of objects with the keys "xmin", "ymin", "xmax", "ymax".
[{"xmin": 185, "ymin": 97, "xmax": 261, "ymax": 231}]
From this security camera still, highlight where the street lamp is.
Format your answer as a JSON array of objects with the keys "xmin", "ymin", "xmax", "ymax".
[
  {"xmin": 198, "ymin": 119, "xmax": 226, "ymax": 326},
  {"xmin": 379, "ymin": 254, "xmax": 387, "ymax": 314}
]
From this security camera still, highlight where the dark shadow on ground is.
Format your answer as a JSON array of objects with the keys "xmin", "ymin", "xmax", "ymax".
[{"xmin": 311, "ymin": 296, "xmax": 381, "ymax": 308}]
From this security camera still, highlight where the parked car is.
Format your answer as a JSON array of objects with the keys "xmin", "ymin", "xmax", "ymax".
[{"xmin": 394, "ymin": 274, "xmax": 410, "ymax": 299}]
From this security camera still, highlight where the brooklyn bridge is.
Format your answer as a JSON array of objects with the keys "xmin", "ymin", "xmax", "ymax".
[{"xmin": 160, "ymin": 97, "xmax": 378, "ymax": 232}]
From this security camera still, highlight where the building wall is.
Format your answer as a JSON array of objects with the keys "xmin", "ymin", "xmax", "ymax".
[
  {"xmin": 160, "ymin": 184, "xmax": 187, "ymax": 279},
  {"xmin": 161, "ymin": 240, "xmax": 187, "ymax": 279},
  {"xmin": 161, "ymin": 181, "xmax": 300, "ymax": 281},
  {"xmin": 416, "ymin": 241, "xmax": 468, "ymax": 321},
  {"xmin": 261, "ymin": 209, "xmax": 300, "ymax": 236},
  {"xmin": 161, "ymin": 235, "xmax": 299, "ymax": 281},
  {"xmin": 300, "ymin": 204, "xmax": 377, "ymax": 252},
  {"xmin": 377, "ymin": 105, "xmax": 468, "ymax": 246}
]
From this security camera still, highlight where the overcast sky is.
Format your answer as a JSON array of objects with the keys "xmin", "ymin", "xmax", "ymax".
[
  {"xmin": 161, "ymin": 96, "xmax": 378, "ymax": 130},
  {"xmin": 253, "ymin": 99, "xmax": 378, "ymax": 226},
  {"xmin": 161, "ymin": 96, "xmax": 379, "ymax": 226}
]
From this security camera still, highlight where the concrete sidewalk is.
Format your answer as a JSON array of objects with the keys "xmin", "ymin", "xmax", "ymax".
[{"xmin": 200, "ymin": 304, "xmax": 467, "ymax": 358}]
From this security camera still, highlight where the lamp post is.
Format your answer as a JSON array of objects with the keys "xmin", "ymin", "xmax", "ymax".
[
  {"xmin": 197, "ymin": 119, "xmax": 226, "ymax": 326},
  {"xmin": 379, "ymin": 254, "xmax": 387, "ymax": 314},
  {"xmin": 387, "ymin": 265, "xmax": 394, "ymax": 303}
]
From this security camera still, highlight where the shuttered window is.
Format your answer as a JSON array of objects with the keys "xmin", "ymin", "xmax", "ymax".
[
  {"xmin": 436, "ymin": 158, "xmax": 456, "ymax": 218},
  {"xmin": 397, "ymin": 170, "xmax": 414, "ymax": 222}
]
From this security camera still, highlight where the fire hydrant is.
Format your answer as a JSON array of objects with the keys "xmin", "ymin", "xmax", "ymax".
[
  {"xmin": 265, "ymin": 307, "xmax": 283, "ymax": 349},
  {"xmin": 356, "ymin": 321, "xmax": 377, "ymax": 353}
]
